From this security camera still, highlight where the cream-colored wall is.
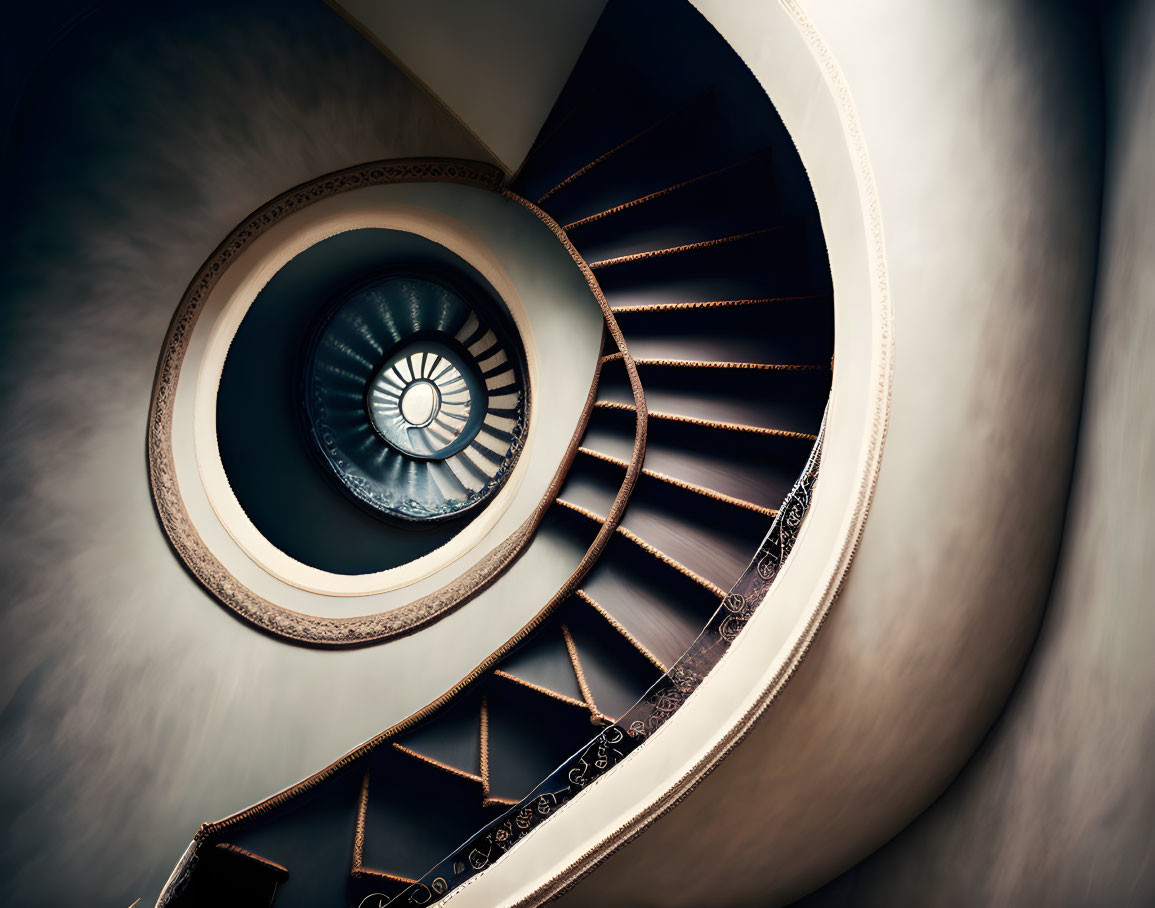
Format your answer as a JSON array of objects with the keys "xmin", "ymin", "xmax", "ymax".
[
  {"xmin": 800, "ymin": 2, "xmax": 1154, "ymax": 905},
  {"xmin": 2, "ymin": 2, "xmax": 1140, "ymax": 906},
  {"xmin": 545, "ymin": 1, "xmax": 1102, "ymax": 904},
  {"xmin": 0, "ymin": 3, "xmax": 491, "ymax": 906},
  {"xmin": 332, "ymin": 0, "xmax": 608, "ymax": 173}
]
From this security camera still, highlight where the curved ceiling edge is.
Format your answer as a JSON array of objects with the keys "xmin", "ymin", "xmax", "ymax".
[
  {"xmin": 148, "ymin": 159, "xmax": 631, "ymax": 646},
  {"xmin": 440, "ymin": 3, "xmax": 895, "ymax": 904},
  {"xmin": 194, "ymin": 204, "xmax": 540, "ymax": 595},
  {"xmin": 172, "ymin": 195, "xmax": 649, "ymax": 847}
]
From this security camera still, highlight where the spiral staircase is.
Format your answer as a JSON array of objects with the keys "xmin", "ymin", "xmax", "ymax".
[
  {"xmin": 156, "ymin": 4, "xmax": 832, "ymax": 906},
  {"xmin": 9, "ymin": 0, "xmax": 1148, "ymax": 906}
]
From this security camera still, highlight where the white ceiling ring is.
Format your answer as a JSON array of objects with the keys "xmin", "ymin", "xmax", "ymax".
[
  {"xmin": 150, "ymin": 164, "xmax": 606, "ymax": 641},
  {"xmin": 440, "ymin": 2, "xmax": 895, "ymax": 903}
]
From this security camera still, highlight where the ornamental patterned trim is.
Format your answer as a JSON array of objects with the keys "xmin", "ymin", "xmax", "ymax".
[{"xmin": 359, "ymin": 416, "xmax": 824, "ymax": 906}]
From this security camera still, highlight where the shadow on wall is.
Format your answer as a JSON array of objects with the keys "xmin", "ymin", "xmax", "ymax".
[
  {"xmin": 0, "ymin": 2, "xmax": 487, "ymax": 906},
  {"xmin": 798, "ymin": 1, "xmax": 1155, "ymax": 905}
]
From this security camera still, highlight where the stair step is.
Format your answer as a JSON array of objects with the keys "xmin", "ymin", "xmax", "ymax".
[
  {"xmin": 609, "ymin": 294, "xmax": 829, "ymax": 314},
  {"xmin": 513, "ymin": 59, "xmax": 665, "ymax": 200},
  {"xmin": 595, "ymin": 361, "xmax": 829, "ymax": 437},
  {"xmin": 630, "ymin": 358, "xmax": 828, "ymax": 372},
  {"xmin": 494, "ymin": 627, "xmax": 586, "ymax": 705},
  {"xmin": 592, "ymin": 226, "xmax": 820, "ymax": 303},
  {"xmin": 562, "ymin": 604, "xmax": 666, "ymax": 721},
  {"xmin": 580, "ymin": 406, "xmax": 807, "ymax": 511},
  {"xmin": 588, "ymin": 225, "xmax": 788, "ymax": 271},
  {"xmin": 392, "ymin": 696, "xmax": 483, "ymax": 783},
  {"xmin": 562, "ymin": 151, "xmax": 773, "ymax": 233},
  {"xmin": 360, "ymin": 750, "xmax": 505, "ymax": 882},
  {"xmin": 565, "ymin": 453, "xmax": 771, "ymax": 590},
  {"xmin": 536, "ymin": 91, "xmax": 715, "ymax": 208},
  {"xmin": 393, "ymin": 743, "xmax": 485, "ymax": 789},
  {"xmin": 555, "ymin": 455, "xmax": 624, "ymax": 521},
  {"xmin": 577, "ymin": 446, "xmax": 775, "ymax": 517},
  {"xmin": 484, "ymin": 686, "xmax": 600, "ymax": 803},
  {"xmin": 564, "ymin": 153, "xmax": 780, "ymax": 262},
  {"xmin": 554, "ymin": 497, "xmax": 726, "ymax": 598},
  {"xmin": 541, "ymin": 121, "xmax": 740, "ymax": 228},
  {"xmin": 619, "ymin": 481, "xmax": 767, "ymax": 592},
  {"xmin": 492, "ymin": 669, "xmax": 589, "ymax": 711},
  {"xmin": 614, "ymin": 296, "xmax": 834, "ymax": 366},
  {"xmin": 573, "ymin": 588, "xmax": 670, "ymax": 673},
  {"xmin": 518, "ymin": 0, "xmax": 800, "ymax": 215},
  {"xmin": 579, "ymin": 535, "xmax": 719, "ymax": 670},
  {"xmin": 596, "ymin": 401, "xmax": 819, "ymax": 442},
  {"xmin": 167, "ymin": 843, "xmax": 288, "ymax": 908},
  {"xmin": 218, "ymin": 765, "xmax": 364, "ymax": 908}
]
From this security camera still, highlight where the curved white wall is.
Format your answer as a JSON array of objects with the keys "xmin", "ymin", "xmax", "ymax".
[
  {"xmin": 333, "ymin": 0, "xmax": 608, "ymax": 172},
  {"xmin": 0, "ymin": 3, "xmax": 493, "ymax": 905},
  {"xmin": 1, "ymin": 2, "xmax": 1139, "ymax": 906},
  {"xmin": 546, "ymin": 1, "xmax": 1100, "ymax": 904},
  {"xmin": 802, "ymin": 3, "xmax": 1153, "ymax": 904}
]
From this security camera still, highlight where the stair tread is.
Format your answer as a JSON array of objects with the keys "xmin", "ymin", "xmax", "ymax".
[
  {"xmin": 222, "ymin": 763, "xmax": 364, "ymax": 903},
  {"xmin": 581, "ymin": 537, "xmax": 719, "ymax": 669},
  {"xmin": 556, "ymin": 461, "xmax": 623, "ymax": 521},
  {"xmin": 484, "ymin": 688, "xmax": 597, "ymax": 803},
  {"xmin": 392, "ymin": 698, "xmax": 482, "ymax": 782},
  {"xmin": 592, "ymin": 229, "xmax": 820, "ymax": 301},
  {"xmin": 562, "ymin": 151, "xmax": 774, "ymax": 232},
  {"xmin": 555, "ymin": 495, "xmax": 726, "ymax": 595},
  {"xmin": 620, "ymin": 492, "xmax": 762, "ymax": 592},
  {"xmin": 495, "ymin": 629, "xmax": 586, "ymax": 705},
  {"xmin": 610, "ymin": 294, "xmax": 829, "ymax": 313},
  {"xmin": 538, "ymin": 91, "xmax": 715, "ymax": 206},
  {"xmin": 596, "ymin": 364, "xmax": 829, "ymax": 437},
  {"xmin": 565, "ymin": 455, "xmax": 769, "ymax": 589},
  {"xmin": 614, "ymin": 300, "xmax": 834, "ymax": 365},
  {"xmin": 578, "ymin": 446, "xmax": 774, "ymax": 516},
  {"xmin": 573, "ymin": 589, "xmax": 670, "ymax": 673},
  {"xmin": 564, "ymin": 154, "xmax": 780, "ymax": 261},
  {"xmin": 361, "ymin": 752, "xmax": 504, "ymax": 880},
  {"xmin": 564, "ymin": 611, "xmax": 665, "ymax": 722},
  {"xmin": 514, "ymin": 68, "xmax": 662, "ymax": 200},
  {"xmin": 588, "ymin": 225, "xmax": 789, "ymax": 270},
  {"xmin": 580, "ymin": 408, "xmax": 807, "ymax": 510}
]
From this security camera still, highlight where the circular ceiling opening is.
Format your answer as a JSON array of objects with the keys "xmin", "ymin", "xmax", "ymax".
[
  {"xmin": 216, "ymin": 228, "xmax": 529, "ymax": 574},
  {"xmin": 303, "ymin": 270, "xmax": 527, "ymax": 523},
  {"xmin": 371, "ymin": 343, "xmax": 474, "ymax": 453},
  {"xmin": 394, "ymin": 378, "xmax": 440, "ymax": 430}
]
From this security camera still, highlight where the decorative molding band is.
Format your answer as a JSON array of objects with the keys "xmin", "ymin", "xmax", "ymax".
[
  {"xmin": 147, "ymin": 159, "xmax": 621, "ymax": 648},
  {"xmin": 609, "ymin": 293, "xmax": 829, "ymax": 314},
  {"xmin": 483, "ymin": 1, "xmax": 898, "ymax": 901},
  {"xmin": 377, "ymin": 417, "xmax": 825, "ymax": 906},
  {"xmin": 155, "ymin": 184, "xmax": 648, "ymax": 905}
]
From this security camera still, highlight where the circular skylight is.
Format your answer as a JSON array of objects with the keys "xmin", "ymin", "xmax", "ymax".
[
  {"xmin": 304, "ymin": 271, "xmax": 528, "ymax": 524},
  {"xmin": 367, "ymin": 341, "xmax": 481, "ymax": 458}
]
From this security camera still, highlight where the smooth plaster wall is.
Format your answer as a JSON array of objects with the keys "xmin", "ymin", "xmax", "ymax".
[
  {"xmin": 556, "ymin": 1, "xmax": 1102, "ymax": 904},
  {"xmin": 798, "ymin": 2, "xmax": 1154, "ymax": 905},
  {"xmin": 1, "ymin": 2, "xmax": 1140, "ymax": 907},
  {"xmin": 0, "ymin": 3, "xmax": 488, "ymax": 906},
  {"xmin": 333, "ymin": 0, "xmax": 609, "ymax": 173}
]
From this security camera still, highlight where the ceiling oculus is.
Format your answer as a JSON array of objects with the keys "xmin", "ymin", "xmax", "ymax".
[{"xmin": 303, "ymin": 271, "xmax": 528, "ymax": 524}]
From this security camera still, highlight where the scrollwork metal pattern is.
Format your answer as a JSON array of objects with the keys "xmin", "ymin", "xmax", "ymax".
[{"xmin": 359, "ymin": 416, "xmax": 824, "ymax": 905}]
